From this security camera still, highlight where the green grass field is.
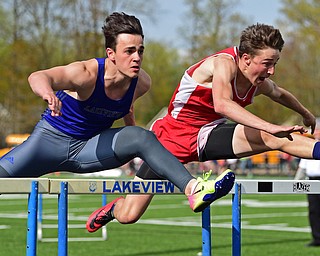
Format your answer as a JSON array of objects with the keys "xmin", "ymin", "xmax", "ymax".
[{"xmin": 0, "ymin": 174, "xmax": 319, "ymax": 256}]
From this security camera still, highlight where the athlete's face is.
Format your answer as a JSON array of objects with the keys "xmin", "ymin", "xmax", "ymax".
[
  {"xmin": 107, "ymin": 33, "xmax": 144, "ymax": 78},
  {"xmin": 243, "ymin": 48, "xmax": 280, "ymax": 86}
]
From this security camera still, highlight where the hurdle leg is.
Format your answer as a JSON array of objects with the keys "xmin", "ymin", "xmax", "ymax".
[
  {"xmin": 202, "ymin": 206, "xmax": 211, "ymax": 256},
  {"xmin": 58, "ymin": 181, "xmax": 68, "ymax": 256},
  {"xmin": 102, "ymin": 194, "xmax": 107, "ymax": 240},
  {"xmin": 232, "ymin": 183, "xmax": 241, "ymax": 256},
  {"xmin": 26, "ymin": 181, "xmax": 39, "ymax": 256},
  {"xmin": 37, "ymin": 194, "xmax": 43, "ymax": 241}
]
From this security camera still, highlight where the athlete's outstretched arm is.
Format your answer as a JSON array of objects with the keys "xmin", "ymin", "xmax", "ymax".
[{"xmin": 259, "ymin": 79, "xmax": 316, "ymax": 134}]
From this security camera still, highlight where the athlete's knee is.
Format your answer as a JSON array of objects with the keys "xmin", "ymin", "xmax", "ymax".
[
  {"xmin": 131, "ymin": 126, "xmax": 155, "ymax": 140},
  {"xmin": 240, "ymin": 126, "xmax": 279, "ymax": 149},
  {"xmin": 260, "ymin": 130, "xmax": 284, "ymax": 149},
  {"xmin": 138, "ymin": 129, "xmax": 157, "ymax": 147},
  {"xmin": 122, "ymin": 126, "xmax": 157, "ymax": 149}
]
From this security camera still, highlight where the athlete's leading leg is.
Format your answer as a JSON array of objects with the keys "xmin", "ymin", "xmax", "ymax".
[
  {"xmin": 202, "ymin": 123, "xmax": 319, "ymax": 160},
  {"xmin": 232, "ymin": 124, "xmax": 317, "ymax": 159}
]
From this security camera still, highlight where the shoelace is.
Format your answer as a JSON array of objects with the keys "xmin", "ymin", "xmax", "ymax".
[
  {"xmin": 202, "ymin": 170, "xmax": 213, "ymax": 181},
  {"xmin": 191, "ymin": 170, "xmax": 214, "ymax": 195},
  {"xmin": 95, "ymin": 210, "xmax": 111, "ymax": 224}
]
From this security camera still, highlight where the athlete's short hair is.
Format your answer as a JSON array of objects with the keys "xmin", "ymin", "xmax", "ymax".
[
  {"xmin": 102, "ymin": 12, "xmax": 144, "ymax": 51},
  {"xmin": 238, "ymin": 23, "xmax": 284, "ymax": 57}
]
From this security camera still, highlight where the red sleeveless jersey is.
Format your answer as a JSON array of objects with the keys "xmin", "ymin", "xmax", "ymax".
[
  {"xmin": 167, "ymin": 46, "xmax": 257, "ymax": 127},
  {"xmin": 151, "ymin": 46, "xmax": 257, "ymax": 163}
]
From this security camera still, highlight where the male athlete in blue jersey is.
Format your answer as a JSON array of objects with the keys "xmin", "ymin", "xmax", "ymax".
[{"xmin": 0, "ymin": 12, "xmax": 235, "ymax": 223}]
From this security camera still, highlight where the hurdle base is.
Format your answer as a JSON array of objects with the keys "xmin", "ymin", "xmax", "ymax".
[
  {"xmin": 38, "ymin": 224, "xmax": 107, "ymax": 243},
  {"xmin": 40, "ymin": 237, "xmax": 107, "ymax": 242}
]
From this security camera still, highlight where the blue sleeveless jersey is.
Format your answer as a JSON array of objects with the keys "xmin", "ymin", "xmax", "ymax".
[{"xmin": 42, "ymin": 58, "xmax": 138, "ymax": 140}]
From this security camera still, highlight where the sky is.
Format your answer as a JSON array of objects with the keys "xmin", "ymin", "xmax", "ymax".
[{"xmin": 139, "ymin": 0, "xmax": 283, "ymax": 48}]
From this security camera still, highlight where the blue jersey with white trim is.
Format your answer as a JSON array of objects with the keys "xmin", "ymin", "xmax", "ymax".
[{"xmin": 42, "ymin": 58, "xmax": 138, "ymax": 140}]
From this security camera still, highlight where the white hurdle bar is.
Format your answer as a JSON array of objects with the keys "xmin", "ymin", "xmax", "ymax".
[{"xmin": 230, "ymin": 179, "xmax": 320, "ymax": 256}]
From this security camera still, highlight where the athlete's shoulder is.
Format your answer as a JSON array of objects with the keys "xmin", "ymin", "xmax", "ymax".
[
  {"xmin": 61, "ymin": 59, "xmax": 98, "ymax": 92},
  {"xmin": 215, "ymin": 46, "xmax": 238, "ymax": 56},
  {"xmin": 82, "ymin": 58, "xmax": 100, "ymax": 73},
  {"xmin": 64, "ymin": 58, "xmax": 99, "ymax": 79},
  {"xmin": 202, "ymin": 46, "xmax": 238, "ymax": 65}
]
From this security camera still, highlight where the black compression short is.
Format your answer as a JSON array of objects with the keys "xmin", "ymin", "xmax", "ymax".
[{"xmin": 200, "ymin": 123, "xmax": 237, "ymax": 161}]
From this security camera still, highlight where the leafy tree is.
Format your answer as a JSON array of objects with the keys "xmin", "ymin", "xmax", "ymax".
[
  {"xmin": 134, "ymin": 41, "xmax": 186, "ymax": 126},
  {"xmin": 270, "ymin": 0, "xmax": 320, "ymax": 122},
  {"xmin": 180, "ymin": 0, "xmax": 248, "ymax": 62},
  {"xmin": 0, "ymin": 0, "xmax": 158, "ymax": 136}
]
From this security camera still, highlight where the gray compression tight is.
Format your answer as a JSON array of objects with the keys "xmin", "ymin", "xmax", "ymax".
[
  {"xmin": 0, "ymin": 120, "xmax": 193, "ymax": 192},
  {"xmin": 113, "ymin": 126, "xmax": 193, "ymax": 192}
]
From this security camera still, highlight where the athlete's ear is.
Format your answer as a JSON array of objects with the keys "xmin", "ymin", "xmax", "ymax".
[
  {"xmin": 106, "ymin": 48, "xmax": 115, "ymax": 61},
  {"xmin": 243, "ymin": 54, "xmax": 251, "ymax": 66}
]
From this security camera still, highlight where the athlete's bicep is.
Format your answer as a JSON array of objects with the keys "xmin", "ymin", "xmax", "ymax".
[
  {"xmin": 212, "ymin": 57, "xmax": 236, "ymax": 100},
  {"xmin": 59, "ymin": 61, "xmax": 97, "ymax": 91},
  {"xmin": 41, "ymin": 61, "xmax": 95, "ymax": 91},
  {"xmin": 258, "ymin": 79, "xmax": 282, "ymax": 100}
]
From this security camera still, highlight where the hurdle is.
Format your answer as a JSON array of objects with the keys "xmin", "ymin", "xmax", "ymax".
[
  {"xmin": 9, "ymin": 178, "xmax": 310, "ymax": 256},
  {"xmin": 230, "ymin": 179, "xmax": 320, "ymax": 256},
  {"xmin": 0, "ymin": 178, "xmax": 211, "ymax": 256},
  {"xmin": 4, "ymin": 178, "xmax": 318, "ymax": 256},
  {"xmin": 48, "ymin": 179, "xmax": 214, "ymax": 256}
]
